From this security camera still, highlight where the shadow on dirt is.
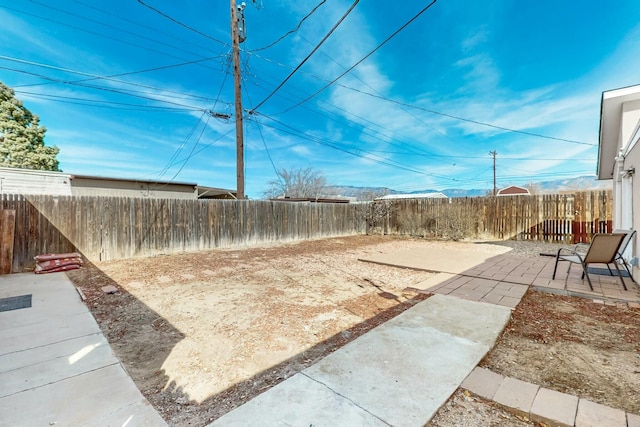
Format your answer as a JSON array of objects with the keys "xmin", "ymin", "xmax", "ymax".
[{"xmin": 67, "ymin": 260, "xmax": 429, "ymax": 426}]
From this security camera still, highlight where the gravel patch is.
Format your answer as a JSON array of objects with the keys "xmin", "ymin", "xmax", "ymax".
[{"xmin": 479, "ymin": 239, "xmax": 568, "ymax": 258}]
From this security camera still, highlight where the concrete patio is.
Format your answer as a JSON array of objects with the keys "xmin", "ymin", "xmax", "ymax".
[{"xmin": 0, "ymin": 273, "xmax": 167, "ymax": 426}]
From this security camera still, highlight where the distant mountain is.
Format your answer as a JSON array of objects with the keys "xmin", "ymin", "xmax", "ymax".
[{"xmin": 330, "ymin": 176, "xmax": 612, "ymax": 200}]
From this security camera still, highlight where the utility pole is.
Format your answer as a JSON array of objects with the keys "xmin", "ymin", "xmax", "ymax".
[
  {"xmin": 230, "ymin": 0, "xmax": 245, "ymax": 199},
  {"xmin": 490, "ymin": 150, "xmax": 497, "ymax": 196}
]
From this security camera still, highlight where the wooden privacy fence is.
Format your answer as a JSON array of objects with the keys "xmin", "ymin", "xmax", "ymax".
[
  {"xmin": 381, "ymin": 190, "xmax": 612, "ymax": 243},
  {"xmin": 0, "ymin": 191, "xmax": 613, "ymax": 273},
  {"xmin": 1, "ymin": 195, "xmax": 367, "ymax": 272}
]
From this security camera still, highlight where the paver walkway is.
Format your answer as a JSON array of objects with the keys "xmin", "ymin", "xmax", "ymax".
[
  {"xmin": 424, "ymin": 254, "xmax": 640, "ymax": 306},
  {"xmin": 462, "ymin": 366, "xmax": 640, "ymax": 427},
  {"xmin": 0, "ymin": 273, "xmax": 167, "ymax": 426}
]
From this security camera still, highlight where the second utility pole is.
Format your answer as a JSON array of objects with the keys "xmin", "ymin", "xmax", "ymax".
[
  {"xmin": 490, "ymin": 150, "xmax": 497, "ymax": 196},
  {"xmin": 231, "ymin": 0, "xmax": 245, "ymax": 199}
]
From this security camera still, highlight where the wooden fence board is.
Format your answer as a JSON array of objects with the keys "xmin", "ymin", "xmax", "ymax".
[{"xmin": 0, "ymin": 209, "xmax": 16, "ymax": 274}]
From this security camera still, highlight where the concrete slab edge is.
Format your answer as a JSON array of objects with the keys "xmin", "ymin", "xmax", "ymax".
[
  {"xmin": 461, "ymin": 366, "xmax": 637, "ymax": 427},
  {"xmin": 357, "ymin": 257, "xmax": 440, "ymax": 273}
]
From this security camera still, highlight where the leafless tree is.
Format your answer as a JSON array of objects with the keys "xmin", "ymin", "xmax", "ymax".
[{"xmin": 263, "ymin": 167, "xmax": 334, "ymax": 199}]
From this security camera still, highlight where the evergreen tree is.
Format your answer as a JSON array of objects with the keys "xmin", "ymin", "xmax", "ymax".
[{"xmin": 0, "ymin": 81, "xmax": 59, "ymax": 171}]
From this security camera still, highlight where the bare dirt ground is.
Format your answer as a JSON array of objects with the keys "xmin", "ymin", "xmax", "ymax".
[
  {"xmin": 68, "ymin": 235, "xmax": 436, "ymax": 425},
  {"xmin": 66, "ymin": 235, "xmax": 640, "ymax": 426}
]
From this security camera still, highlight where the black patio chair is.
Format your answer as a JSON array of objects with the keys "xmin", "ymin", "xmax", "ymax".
[{"xmin": 552, "ymin": 233, "xmax": 627, "ymax": 291}]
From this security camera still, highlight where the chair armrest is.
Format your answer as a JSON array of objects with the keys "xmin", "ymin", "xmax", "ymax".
[
  {"xmin": 574, "ymin": 242, "xmax": 589, "ymax": 250},
  {"xmin": 556, "ymin": 247, "xmax": 576, "ymax": 257}
]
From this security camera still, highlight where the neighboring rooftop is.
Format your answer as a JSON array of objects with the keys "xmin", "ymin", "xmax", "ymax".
[
  {"xmin": 0, "ymin": 167, "xmax": 235, "ymax": 199},
  {"xmin": 377, "ymin": 192, "xmax": 448, "ymax": 200},
  {"xmin": 496, "ymin": 185, "xmax": 530, "ymax": 196}
]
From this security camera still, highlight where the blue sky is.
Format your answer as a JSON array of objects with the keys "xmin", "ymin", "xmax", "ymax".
[{"xmin": 1, "ymin": 1, "xmax": 639, "ymax": 198}]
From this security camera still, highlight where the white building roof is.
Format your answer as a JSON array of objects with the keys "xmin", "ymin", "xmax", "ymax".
[
  {"xmin": 377, "ymin": 192, "xmax": 448, "ymax": 200},
  {"xmin": 0, "ymin": 166, "xmax": 72, "ymax": 196}
]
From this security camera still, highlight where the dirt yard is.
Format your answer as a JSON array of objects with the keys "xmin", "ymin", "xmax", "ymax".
[
  {"xmin": 431, "ymin": 289, "xmax": 640, "ymax": 426},
  {"xmin": 66, "ymin": 235, "xmax": 640, "ymax": 426},
  {"xmin": 481, "ymin": 290, "xmax": 640, "ymax": 414}
]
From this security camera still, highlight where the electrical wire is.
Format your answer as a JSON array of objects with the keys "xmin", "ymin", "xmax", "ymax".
[
  {"xmin": 14, "ymin": 56, "xmax": 224, "ymax": 90},
  {"xmin": 28, "ymin": 0, "xmax": 214, "ymax": 60},
  {"xmin": 156, "ymin": 112, "xmax": 208, "ymax": 180},
  {"xmin": 256, "ymin": 112, "xmax": 461, "ymax": 182},
  {"xmin": 0, "ymin": 65, "xmax": 211, "ymax": 111},
  {"xmin": 250, "ymin": 0, "xmax": 327, "ymax": 52},
  {"xmin": 72, "ymin": 0, "xmax": 217, "ymax": 55},
  {"xmin": 248, "ymin": 47, "xmax": 595, "ymax": 147},
  {"xmin": 15, "ymin": 90, "xmax": 199, "ymax": 112},
  {"xmin": 249, "ymin": 0, "xmax": 360, "ymax": 113},
  {"xmin": 168, "ymin": 114, "xmax": 213, "ymax": 182},
  {"xmin": 279, "ymin": 0, "xmax": 438, "ymax": 114},
  {"xmin": 242, "ymin": 76, "xmax": 282, "ymax": 186},
  {"xmin": 352, "ymin": 88, "xmax": 597, "ymax": 147},
  {"xmin": 136, "ymin": 0, "xmax": 228, "ymax": 47},
  {"xmin": 0, "ymin": 4, "xmax": 223, "ymax": 69}
]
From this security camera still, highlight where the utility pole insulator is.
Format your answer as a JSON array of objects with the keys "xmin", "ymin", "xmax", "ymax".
[{"xmin": 237, "ymin": 2, "xmax": 247, "ymax": 43}]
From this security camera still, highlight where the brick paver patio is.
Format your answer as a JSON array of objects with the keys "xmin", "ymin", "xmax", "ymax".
[{"xmin": 425, "ymin": 253, "xmax": 640, "ymax": 308}]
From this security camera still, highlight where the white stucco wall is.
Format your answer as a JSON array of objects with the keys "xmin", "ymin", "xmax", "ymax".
[{"xmin": 617, "ymin": 101, "xmax": 640, "ymax": 277}]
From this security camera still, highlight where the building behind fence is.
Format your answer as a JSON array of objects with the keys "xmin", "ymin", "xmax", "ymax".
[{"xmin": 0, "ymin": 191, "xmax": 612, "ymax": 273}]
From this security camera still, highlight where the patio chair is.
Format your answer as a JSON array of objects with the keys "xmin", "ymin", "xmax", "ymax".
[
  {"xmin": 612, "ymin": 229, "xmax": 637, "ymax": 284},
  {"xmin": 552, "ymin": 233, "xmax": 627, "ymax": 291}
]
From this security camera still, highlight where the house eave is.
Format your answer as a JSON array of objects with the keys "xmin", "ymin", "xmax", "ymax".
[{"xmin": 598, "ymin": 84, "xmax": 640, "ymax": 180}]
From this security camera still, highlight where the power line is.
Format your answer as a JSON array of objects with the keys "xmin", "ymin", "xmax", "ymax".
[
  {"xmin": 0, "ymin": 65, "xmax": 211, "ymax": 111},
  {"xmin": 136, "ymin": 0, "xmax": 228, "ymax": 46},
  {"xmin": 72, "ymin": 0, "xmax": 219, "ymax": 55},
  {"xmin": 249, "ymin": 0, "xmax": 360, "ymax": 113},
  {"xmin": 256, "ymin": 112, "xmax": 460, "ymax": 181},
  {"xmin": 29, "ymin": 0, "xmax": 216, "ymax": 60},
  {"xmin": 156, "ymin": 112, "xmax": 208, "ymax": 181},
  {"xmin": 250, "ymin": 0, "xmax": 327, "ymax": 52},
  {"xmin": 15, "ymin": 90, "xmax": 200, "ymax": 112},
  {"xmin": 13, "ymin": 56, "xmax": 224, "ymax": 90},
  {"xmin": 279, "ymin": 0, "xmax": 438, "ymax": 114},
  {"xmin": 341, "ymin": 85, "xmax": 596, "ymax": 146},
  {"xmin": 141, "ymin": 128, "xmax": 237, "ymax": 183},
  {"xmin": 0, "ymin": 5, "xmax": 222, "ymax": 68},
  {"xmin": 0, "ymin": 55, "xmax": 234, "ymax": 106},
  {"xmin": 246, "ymin": 32, "xmax": 594, "ymax": 147},
  {"xmin": 167, "ymin": 114, "xmax": 213, "ymax": 182},
  {"xmin": 242, "ymin": 76, "xmax": 282, "ymax": 185}
]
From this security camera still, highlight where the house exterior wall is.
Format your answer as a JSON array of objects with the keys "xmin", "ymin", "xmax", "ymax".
[
  {"xmin": 0, "ymin": 167, "xmax": 72, "ymax": 196},
  {"xmin": 615, "ymin": 101, "xmax": 640, "ymax": 277},
  {"xmin": 70, "ymin": 177, "xmax": 197, "ymax": 199},
  {"xmin": 621, "ymin": 100, "xmax": 640, "ymax": 149}
]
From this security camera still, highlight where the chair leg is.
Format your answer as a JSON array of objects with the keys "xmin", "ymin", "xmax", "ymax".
[
  {"xmin": 552, "ymin": 256, "xmax": 561, "ymax": 279},
  {"xmin": 612, "ymin": 263, "xmax": 628, "ymax": 291},
  {"xmin": 620, "ymin": 259, "xmax": 637, "ymax": 284},
  {"xmin": 582, "ymin": 263, "xmax": 594, "ymax": 291}
]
